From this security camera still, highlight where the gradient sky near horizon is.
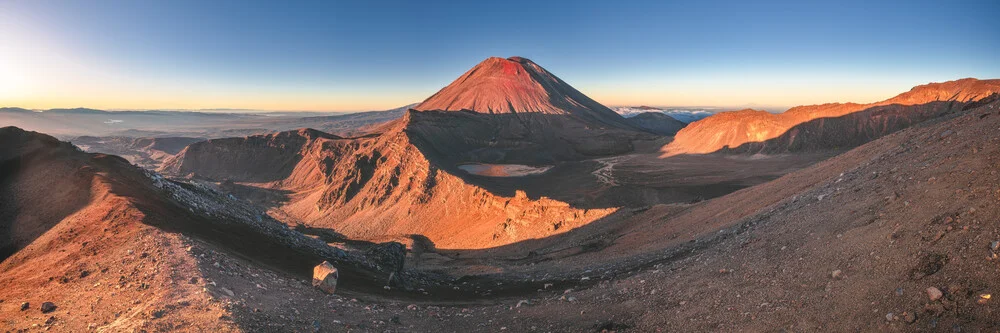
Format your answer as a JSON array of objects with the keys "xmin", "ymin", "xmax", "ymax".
[{"xmin": 1, "ymin": 0, "xmax": 998, "ymax": 112}]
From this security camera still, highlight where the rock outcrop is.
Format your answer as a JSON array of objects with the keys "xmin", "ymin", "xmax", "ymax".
[{"xmin": 312, "ymin": 261, "xmax": 339, "ymax": 294}]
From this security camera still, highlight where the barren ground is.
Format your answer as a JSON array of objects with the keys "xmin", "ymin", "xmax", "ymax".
[
  {"xmin": 192, "ymin": 99, "xmax": 1000, "ymax": 332},
  {"xmin": 3, "ymin": 101, "xmax": 999, "ymax": 332}
]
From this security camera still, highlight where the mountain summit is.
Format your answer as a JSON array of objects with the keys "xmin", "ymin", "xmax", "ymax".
[
  {"xmin": 414, "ymin": 56, "xmax": 633, "ymax": 129},
  {"xmin": 404, "ymin": 56, "xmax": 653, "ymax": 162}
]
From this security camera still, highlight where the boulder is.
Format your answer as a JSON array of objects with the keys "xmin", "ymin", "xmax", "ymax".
[
  {"xmin": 40, "ymin": 302, "xmax": 56, "ymax": 313},
  {"xmin": 312, "ymin": 261, "xmax": 339, "ymax": 294}
]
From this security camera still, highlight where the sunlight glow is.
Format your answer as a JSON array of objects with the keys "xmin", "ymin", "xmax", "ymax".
[{"xmin": 0, "ymin": 59, "xmax": 28, "ymax": 100}]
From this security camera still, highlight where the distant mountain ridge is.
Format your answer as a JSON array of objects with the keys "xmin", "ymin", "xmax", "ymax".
[
  {"xmin": 664, "ymin": 78, "xmax": 1000, "ymax": 155},
  {"xmin": 612, "ymin": 106, "xmax": 715, "ymax": 123},
  {"xmin": 0, "ymin": 104, "xmax": 415, "ymax": 138},
  {"xmin": 625, "ymin": 112, "xmax": 687, "ymax": 136}
]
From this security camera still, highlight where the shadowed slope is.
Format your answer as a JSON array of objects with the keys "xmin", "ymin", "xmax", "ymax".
[
  {"xmin": 160, "ymin": 128, "xmax": 342, "ymax": 183},
  {"xmin": 0, "ymin": 128, "xmax": 92, "ymax": 260},
  {"xmin": 625, "ymin": 111, "xmax": 688, "ymax": 136}
]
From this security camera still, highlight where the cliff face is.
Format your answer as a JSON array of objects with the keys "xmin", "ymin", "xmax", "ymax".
[{"xmin": 664, "ymin": 78, "xmax": 1000, "ymax": 155}]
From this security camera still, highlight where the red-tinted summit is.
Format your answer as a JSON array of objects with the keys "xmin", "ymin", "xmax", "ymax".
[{"xmin": 414, "ymin": 56, "xmax": 630, "ymax": 128}]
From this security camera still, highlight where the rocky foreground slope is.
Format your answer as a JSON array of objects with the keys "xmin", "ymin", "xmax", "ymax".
[
  {"xmin": 518, "ymin": 86, "xmax": 1000, "ymax": 332},
  {"xmin": 664, "ymin": 78, "xmax": 1000, "ymax": 155},
  {"xmin": 0, "ymin": 127, "xmax": 415, "ymax": 331}
]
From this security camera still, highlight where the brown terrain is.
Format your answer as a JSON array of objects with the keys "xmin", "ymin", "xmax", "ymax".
[
  {"xmin": 0, "ymin": 127, "xmax": 418, "ymax": 332},
  {"xmin": 665, "ymin": 78, "xmax": 1000, "ymax": 155},
  {"xmin": 3, "ymin": 55, "xmax": 1000, "ymax": 332}
]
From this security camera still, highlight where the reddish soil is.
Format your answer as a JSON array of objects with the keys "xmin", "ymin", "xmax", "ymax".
[{"xmin": 0, "ymin": 127, "xmax": 235, "ymax": 332}]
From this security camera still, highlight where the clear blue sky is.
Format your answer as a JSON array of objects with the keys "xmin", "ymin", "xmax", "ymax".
[{"xmin": 1, "ymin": 0, "xmax": 998, "ymax": 111}]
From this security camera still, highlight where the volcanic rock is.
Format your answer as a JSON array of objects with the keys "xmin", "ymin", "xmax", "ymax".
[
  {"xmin": 365, "ymin": 242, "xmax": 405, "ymax": 277},
  {"xmin": 40, "ymin": 302, "xmax": 56, "ymax": 313},
  {"xmin": 312, "ymin": 261, "xmax": 339, "ymax": 294}
]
